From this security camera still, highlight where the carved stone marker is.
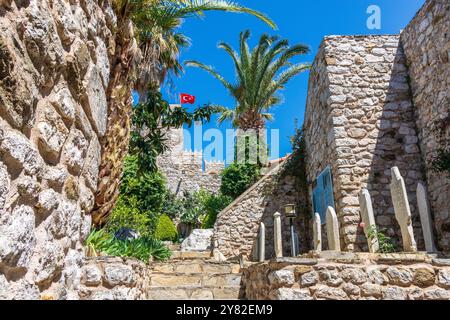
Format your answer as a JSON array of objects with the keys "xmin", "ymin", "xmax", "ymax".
[
  {"xmin": 273, "ymin": 212, "xmax": 283, "ymax": 258},
  {"xmin": 326, "ymin": 207, "xmax": 340, "ymax": 251},
  {"xmin": 313, "ymin": 213, "xmax": 322, "ymax": 252},
  {"xmin": 258, "ymin": 222, "xmax": 266, "ymax": 262},
  {"xmin": 417, "ymin": 182, "xmax": 437, "ymax": 253},
  {"xmin": 359, "ymin": 189, "xmax": 380, "ymax": 253},
  {"xmin": 390, "ymin": 167, "xmax": 417, "ymax": 252}
]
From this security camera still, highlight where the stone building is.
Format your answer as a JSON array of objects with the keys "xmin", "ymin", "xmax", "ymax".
[
  {"xmin": 214, "ymin": 0, "xmax": 449, "ymax": 259},
  {"xmin": 303, "ymin": 0, "xmax": 449, "ymax": 253}
]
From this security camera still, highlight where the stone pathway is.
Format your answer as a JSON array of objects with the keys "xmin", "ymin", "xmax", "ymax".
[{"xmin": 148, "ymin": 251, "xmax": 244, "ymax": 300}]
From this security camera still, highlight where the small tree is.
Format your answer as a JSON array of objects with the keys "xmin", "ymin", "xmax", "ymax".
[{"xmin": 220, "ymin": 163, "xmax": 261, "ymax": 199}]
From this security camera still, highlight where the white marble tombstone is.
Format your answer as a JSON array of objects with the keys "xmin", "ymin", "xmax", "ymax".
[
  {"xmin": 326, "ymin": 206, "xmax": 341, "ymax": 251},
  {"xmin": 258, "ymin": 222, "xmax": 266, "ymax": 262},
  {"xmin": 273, "ymin": 212, "xmax": 283, "ymax": 258},
  {"xmin": 417, "ymin": 182, "xmax": 437, "ymax": 253},
  {"xmin": 359, "ymin": 189, "xmax": 380, "ymax": 253},
  {"xmin": 313, "ymin": 213, "xmax": 322, "ymax": 252},
  {"xmin": 390, "ymin": 167, "xmax": 417, "ymax": 252}
]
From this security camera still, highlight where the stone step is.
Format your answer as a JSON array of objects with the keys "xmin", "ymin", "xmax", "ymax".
[
  {"xmin": 151, "ymin": 260, "xmax": 241, "ymax": 274},
  {"xmin": 170, "ymin": 250, "xmax": 212, "ymax": 260},
  {"xmin": 150, "ymin": 272, "xmax": 242, "ymax": 287},
  {"xmin": 147, "ymin": 286, "xmax": 243, "ymax": 300}
]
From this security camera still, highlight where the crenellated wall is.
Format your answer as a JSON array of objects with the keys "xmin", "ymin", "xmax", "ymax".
[
  {"xmin": 401, "ymin": 0, "xmax": 450, "ymax": 252},
  {"xmin": 0, "ymin": 0, "xmax": 117, "ymax": 299},
  {"xmin": 157, "ymin": 125, "xmax": 224, "ymax": 197}
]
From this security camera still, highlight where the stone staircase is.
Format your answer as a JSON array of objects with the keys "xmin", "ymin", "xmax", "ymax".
[{"xmin": 148, "ymin": 251, "xmax": 244, "ymax": 300}]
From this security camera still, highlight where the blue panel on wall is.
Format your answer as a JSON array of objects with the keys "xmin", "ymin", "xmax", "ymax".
[{"xmin": 312, "ymin": 167, "xmax": 335, "ymax": 224}]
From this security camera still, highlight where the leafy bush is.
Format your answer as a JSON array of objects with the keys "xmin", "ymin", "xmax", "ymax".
[
  {"xmin": 162, "ymin": 192, "xmax": 185, "ymax": 219},
  {"xmin": 85, "ymin": 229, "xmax": 172, "ymax": 262},
  {"xmin": 106, "ymin": 197, "xmax": 152, "ymax": 237},
  {"xmin": 107, "ymin": 155, "xmax": 167, "ymax": 235},
  {"xmin": 220, "ymin": 162, "xmax": 260, "ymax": 199},
  {"xmin": 130, "ymin": 90, "xmax": 220, "ymax": 173},
  {"xmin": 154, "ymin": 214, "xmax": 179, "ymax": 242},
  {"xmin": 180, "ymin": 191, "xmax": 204, "ymax": 227},
  {"xmin": 367, "ymin": 225, "xmax": 397, "ymax": 253},
  {"xmin": 202, "ymin": 193, "xmax": 233, "ymax": 229}
]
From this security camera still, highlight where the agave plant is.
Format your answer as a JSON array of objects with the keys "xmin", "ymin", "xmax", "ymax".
[{"xmin": 85, "ymin": 229, "xmax": 172, "ymax": 262}]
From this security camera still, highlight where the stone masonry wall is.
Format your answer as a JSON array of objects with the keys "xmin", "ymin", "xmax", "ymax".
[
  {"xmin": 401, "ymin": 0, "xmax": 450, "ymax": 251},
  {"xmin": 76, "ymin": 257, "xmax": 150, "ymax": 300},
  {"xmin": 303, "ymin": 35, "xmax": 426, "ymax": 252},
  {"xmin": 157, "ymin": 126, "xmax": 223, "ymax": 196},
  {"xmin": 0, "ymin": 0, "xmax": 116, "ymax": 299},
  {"xmin": 243, "ymin": 254, "xmax": 450, "ymax": 300},
  {"xmin": 213, "ymin": 159, "xmax": 309, "ymax": 261}
]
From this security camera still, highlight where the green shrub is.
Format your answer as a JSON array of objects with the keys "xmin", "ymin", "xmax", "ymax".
[
  {"xmin": 107, "ymin": 155, "xmax": 167, "ymax": 235},
  {"xmin": 220, "ymin": 162, "xmax": 260, "ymax": 199},
  {"xmin": 162, "ymin": 192, "xmax": 185, "ymax": 219},
  {"xmin": 367, "ymin": 225, "xmax": 397, "ymax": 253},
  {"xmin": 154, "ymin": 214, "xmax": 178, "ymax": 242},
  {"xmin": 180, "ymin": 191, "xmax": 204, "ymax": 226},
  {"xmin": 106, "ymin": 197, "xmax": 153, "ymax": 237},
  {"xmin": 202, "ymin": 193, "xmax": 233, "ymax": 229},
  {"xmin": 85, "ymin": 229, "xmax": 172, "ymax": 262}
]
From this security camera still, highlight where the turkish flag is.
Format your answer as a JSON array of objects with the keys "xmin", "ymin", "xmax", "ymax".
[{"xmin": 180, "ymin": 93, "xmax": 196, "ymax": 104}]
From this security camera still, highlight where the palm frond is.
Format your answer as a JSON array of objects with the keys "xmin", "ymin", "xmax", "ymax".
[{"xmin": 184, "ymin": 60, "xmax": 235, "ymax": 93}]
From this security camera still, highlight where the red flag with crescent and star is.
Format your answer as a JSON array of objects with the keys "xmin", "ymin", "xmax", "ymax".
[{"xmin": 180, "ymin": 93, "xmax": 196, "ymax": 104}]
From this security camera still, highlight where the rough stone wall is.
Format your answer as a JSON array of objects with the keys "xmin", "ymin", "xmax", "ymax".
[
  {"xmin": 76, "ymin": 257, "xmax": 150, "ymax": 300},
  {"xmin": 157, "ymin": 126, "xmax": 223, "ymax": 196},
  {"xmin": 243, "ymin": 254, "xmax": 450, "ymax": 300},
  {"xmin": 213, "ymin": 160, "xmax": 309, "ymax": 261},
  {"xmin": 0, "ymin": 0, "xmax": 116, "ymax": 299},
  {"xmin": 303, "ymin": 35, "xmax": 426, "ymax": 252},
  {"xmin": 401, "ymin": 0, "xmax": 450, "ymax": 251}
]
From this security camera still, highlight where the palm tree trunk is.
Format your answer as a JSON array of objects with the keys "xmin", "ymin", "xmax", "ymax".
[
  {"xmin": 235, "ymin": 113, "xmax": 268, "ymax": 166},
  {"xmin": 91, "ymin": 17, "xmax": 137, "ymax": 226}
]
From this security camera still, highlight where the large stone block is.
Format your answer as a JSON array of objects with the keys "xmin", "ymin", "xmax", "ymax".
[
  {"xmin": 62, "ymin": 128, "xmax": 88, "ymax": 174},
  {"xmin": 104, "ymin": 264, "xmax": 135, "ymax": 287},
  {"xmin": 33, "ymin": 241, "xmax": 65, "ymax": 285},
  {"xmin": 0, "ymin": 205, "xmax": 36, "ymax": 268},
  {"xmin": 81, "ymin": 66, "xmax": 108, "ymax": 137},
  {"xmin": 181, "ymin": 229, "xmax": 213, "ymax": 252},
  {"xmin": 0, "ymin": 129, "xmax": 45, "ymax": 176},
  {"xmin": 36, "ymin": 103, "xmax": 69, "ymax": 162}
]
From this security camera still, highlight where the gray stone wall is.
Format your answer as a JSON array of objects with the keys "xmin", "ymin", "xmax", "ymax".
[
  {"xmin": 401, "ymin": 0, "xmax": 450, "ymax": 251},
  {"xmin": 157, "ymin": 126, "xmax": 223, "ymax": 196},
  {"xmin": 304, "ymin": 35, "xmax": 426, "ymax": 252},
  {"xmin": 213, "ymin": 159, "xmax": 309, "ymax": 261},
  {"xmin": 0, "ymin": 0, "xmax": 115, "ymax": 299},
  {"xmin": 243, "ymin": 254, "xmax": 450, "ymax": 300},
  {"xmin": 76, "ymin": 257, "xmax": 150, "ymax": 300}
]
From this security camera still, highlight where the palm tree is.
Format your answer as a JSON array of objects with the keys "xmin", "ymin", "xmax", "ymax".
[
  {"xmin": 185, "ymin": 30, "xmax": 309, "ymax": 164},
  {"xmin": 129, "ymin": 0, "xmax": 277, "ymax": 101},
  {"xmin": 92, "ymin": 1, "xmax": 276, "ymax": 225}
]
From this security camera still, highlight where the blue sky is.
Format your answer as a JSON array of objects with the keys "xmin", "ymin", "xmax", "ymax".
[{"xmin": 141, "ymin": 0, "xmax": 426, "ymax": 162}]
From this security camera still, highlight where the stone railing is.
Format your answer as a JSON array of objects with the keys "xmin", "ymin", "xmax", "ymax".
[{"xmin": 242, "ymin": 253, "xmax": 450, "ymax": 300}]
